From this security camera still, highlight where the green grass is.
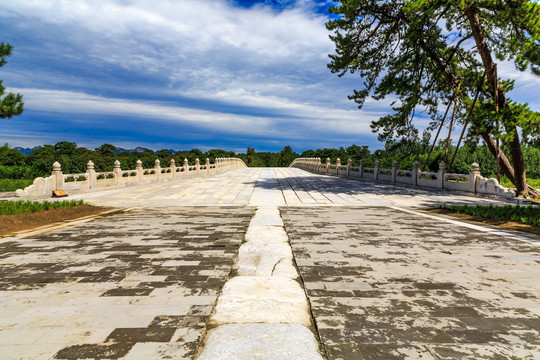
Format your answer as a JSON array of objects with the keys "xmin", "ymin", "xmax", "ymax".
[
  {"xmin": 439, "ymin": 203, "xmax": 540, "ymax": 228},
  {"xmin": 0, "ymin": 200, "xmax": 86, "ymax": 215},
  {"xmin": 499, "ymin": 177, "xmax": 540, "ymax": 189},
  {"xmin": 0, "ymin": 179, "xmax": 33, "ymax": 192}
]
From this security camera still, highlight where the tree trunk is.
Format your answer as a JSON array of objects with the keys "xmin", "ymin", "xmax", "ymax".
[
  {"xmin": 479, "ymin": 131, "xmax": 515, "ymax": 182},
  {"xmin": 465, "ymin": 7, "xmax": 529, "ymax": 197},
  {"xmin": 479, "ymin": 131, "xmax": 540, "ymax": 197}
]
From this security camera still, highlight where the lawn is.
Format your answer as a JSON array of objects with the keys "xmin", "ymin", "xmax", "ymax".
[
  {"xmin": 0, "ymin": 179, "xmax": 33, "ymax": 192},
  {"xmin": 499, "ymin": 177, "xmax": 540, "ymax": 189},
  {"xmin": 0, "ymin": 200, "xmax": 86, "ymax": 215},
  {"xmin": 439, "ymin": 203, "xmax": 540, "ymax": 228}
]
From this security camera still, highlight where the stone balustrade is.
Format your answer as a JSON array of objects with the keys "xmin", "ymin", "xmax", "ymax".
[
  {"xmin": 15, "ymin": 157, "xmax": 247, "ymax": 198},
  {"xmin": 290, "ymin": 157, "xmax": 516, "ymax": 199}
]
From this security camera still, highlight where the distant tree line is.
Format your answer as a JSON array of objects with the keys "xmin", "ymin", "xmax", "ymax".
[{"xmin": 1, "ymin": 138, "xmax": 539, "ymax": 181}]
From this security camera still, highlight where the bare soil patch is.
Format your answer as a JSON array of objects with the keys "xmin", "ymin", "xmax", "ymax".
[
  {"xmin": 426, "ymin": 207, "xmax": 540, "ymax": 237},
  {"xmin": 0, "ymin": 205, "xmax": 110, "ymax": 236}
]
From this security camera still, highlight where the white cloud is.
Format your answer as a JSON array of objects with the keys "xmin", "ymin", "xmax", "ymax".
[{"xmin": 12, "ymin": 87, "xmax": 375, "ymax": 137}]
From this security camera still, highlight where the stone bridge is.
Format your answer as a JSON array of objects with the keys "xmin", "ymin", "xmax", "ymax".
[{"xmin": 1, "ymin": 167, "xmax": 539, "ymax": 359}]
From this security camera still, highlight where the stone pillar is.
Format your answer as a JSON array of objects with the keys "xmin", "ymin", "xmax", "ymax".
[
  {"xmin": 195, "ymin": 158, "xmax": 200, "ymax": 175},
  {"xmin": 113, "ymin": 160, "xmax": 122, "ymax": 185},
  {"xmin": 392, "ymin": 160, "xmax": 398, "ymax": 183},
  {"xmin": 470, "ymin": 162, "xmax": 480, "ymax": 193},
  {"xmin": 326, "ymin": 158, "xmax": 330, "ymax": 173},
  {"xmin": 374, "ymin": 160, "xmax": 380, "ymax": 181},
  {"xmin": 206, "ymin": 158, "xmax": 210, "ymax": 174},
  {"xmin": 347, "ymin": 158, "xmax": 352, "ymax": 177},
  {"xmin": 155, "ymin": 159, "xmax": 161, "ymax": 181},
  {"xmin": 52, "ymin": 161, "xmax": 64, "ymax": 191},
  {"xmin": 359, "ymin": 159, "xmax": 365, "ymax": 178},
  {"xmin": 87, "ymin": 160, "xmax": 96, "ymax": 189},
  {"xmin": 412, "ymin": 160, "xmax": 419, "ymax": 186},
  {"xmin": 170, "ymin": 159, "xmax": 176, "ymax": 179},
  {"xmin": 136, "ymin": 159, "xmax": 143, "ymax": 183},
  {"xmin": 184, "ymin": 158, "xmax": 189, "ymax": 175},
  {"xmin": 437, "ymin": 161, "xmax": 446, "ymax": 189},
  {"xmin": 336, "ymin": 158, "xmax": 341, "ymax": 175}
]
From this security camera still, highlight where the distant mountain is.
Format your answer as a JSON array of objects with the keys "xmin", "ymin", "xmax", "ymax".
[
  {"xmin": 135, "ymin": 147, "xmax": 151, "ymax": 153},
  {"xmin": 114, "ymin": 147, "xmax": 153, "ymax": 154},
  {"xmin": 14, "ymin": 146, "xmax": 41, "ymax": 155}
]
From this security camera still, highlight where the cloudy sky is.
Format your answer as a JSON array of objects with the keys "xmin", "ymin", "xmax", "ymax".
[{"xmin": 1, "ymin": 0, "xmax": 539, "ymax": 153}]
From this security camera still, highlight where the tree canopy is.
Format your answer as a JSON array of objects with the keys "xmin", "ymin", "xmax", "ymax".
[
  {"xmin": 0, "ymin": 42, "xmax": 24, "ymax": 119},
  {"xmin": 327, "ymin": 0, "xmax": 540, "ymax": 196}
]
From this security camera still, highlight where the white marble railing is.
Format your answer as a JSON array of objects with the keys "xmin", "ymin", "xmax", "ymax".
[
  {"xmin": 290, "ymin": 157, "xmax": 516, "ymax": 199},
  {"xmin": 16, "ymin": 157, "xmax": 247, "ymax": 198}
]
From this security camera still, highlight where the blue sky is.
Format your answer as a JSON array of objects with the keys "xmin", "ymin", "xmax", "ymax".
[{"xmin": 1, "ymin": 0, "xmax": 539, "ymax": 153}]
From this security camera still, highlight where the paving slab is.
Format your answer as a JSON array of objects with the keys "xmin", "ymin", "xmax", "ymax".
[
  {"xmin": 245, "ymin": 225, "xmax": 289, "ymax": 243},
  {"xmin": 209, "ymin": 276, "xmax": 311, "ymax": 326},
  {"xmin": 234, "ymin": 242, "xmax": 297, "ymax": 278},
  {"xmin": 198, "ymin": 323, "xmax": 324, "ymax": 360},
  {"xmin": 282, "ymin": 206, "xmax": 540, "ymax": 360}
]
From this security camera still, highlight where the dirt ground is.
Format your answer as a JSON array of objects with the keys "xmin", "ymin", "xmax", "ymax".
[
  {"xmin": 0, "ymin": 205, "xmax": 110, "ymax": 236},
  {"xmin": 426, "ymin": 207, "xmax": 540, "ymax": 237}
]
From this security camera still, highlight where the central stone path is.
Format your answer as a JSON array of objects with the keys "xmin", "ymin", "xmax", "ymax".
[{"xmin": 1, "ymin": 168, "xmax": 538, "ymax": 359}]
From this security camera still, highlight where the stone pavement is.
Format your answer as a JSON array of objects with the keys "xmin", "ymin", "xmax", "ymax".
[
  {"xmin": 1, "ymin": 167, "xmax": 538, "ymax": 359},
  {"xmin": 282, "ymin": 206, "xmax": 540, "ymax": 359},
  {"xmin": 0, "ymin": 207, "xmax": 253, "ymax": 359}
]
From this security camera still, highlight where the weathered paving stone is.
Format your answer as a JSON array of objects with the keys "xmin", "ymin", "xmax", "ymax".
[
  {"xmin": 282, "ymin": 206, "xmax": 540, "ymax": 360},
  {"xmin": 198, "ymin": 323, "xmax": 324, "ymax": 360},
  {"xmin": 0, "ymin": 206, "xmax": 253, "ymax": 360},
  {"xmin": 234, "ymin": 241, "xmax": 297, "ymax": 278},
  {"xmin": 210, "ymin": 276, "xmax": 311, "ymax": 326}
]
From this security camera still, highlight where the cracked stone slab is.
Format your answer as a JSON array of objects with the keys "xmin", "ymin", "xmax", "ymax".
[
  {"xmin": 249, "ymin": 209, "xmax": 284, "ymax": 226},
  {"xmin": 210, "ymin": 276, "xmax": 311, "ymax": 326},
  {"xmin": 245, "ymin": 225, "xmax": 289, "ymax": 244},
  {"xmin": 234, "ymin": 242, "xmax": 297, "ymax": 278},
  {"xmin": 197, "ymin": 323, "xmax": 324, "ymax": 360}
]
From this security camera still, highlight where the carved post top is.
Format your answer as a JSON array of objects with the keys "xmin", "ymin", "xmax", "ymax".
[
  {"xmin": 439, "ymin": 161, "xmax": 446, "ymax": 171},
  {"xmin": 336, "ymin": 158, "xmax": 341, "ymax": 165},
  {"xmin": 52, "ymin": 161, "xmax": 61, "ymax": 171},
  {"xmin": 205, "ymin": 158, "xmax": 210, "ymax": 165},
  {"xmin": 86, "ymin": 160, "xmax": 94, "ymax": 170},
  {"xmin": 184, "ymin": 158, "xmax": 189, "ymax": 165},
  {"xmin": 170, "ymin": 158, "xmax": 175, "ymax": 166},
  {"xmin": 326, "ymin": 158, "xmax": 331, "ymax": 165},
  {"xmin": 374, "ymin": 159, "xmax": 380, "ymax": 167},
  {"xmin": 392, "ymin": 160, "xmax": 398, "ymax": 169},
  {"xmin": 114, "ymin": 160, "xmax": 121, "ymax": 169},
  {"xmin": 347, "ymin": 158, "xmax": 352, "ymax": 166},
  {"xmin": 154, "ymin": 159, "xmax": 160, "ymax": 167},
  {"xmin": 471, "ymin": 162, "xmax": 480, "ymax": 173},
  {"xmin": 413, "ymin": 160, "xmax": 419, "ymax": 169},
  {"xmin": 195, "ymin": 158, "xmax": 200, "ymax": 165},
  {"xmin": 136, "ymin": 159, "xmax": 142, "ymax": 167}
]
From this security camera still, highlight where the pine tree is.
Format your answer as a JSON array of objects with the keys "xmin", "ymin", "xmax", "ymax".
[
  {"xmin": 327, "ymin": 0, "xmax": 540, "ymax": 197},
  {"xmin": 0, "ymin": 42, "xmax": 24, "ymax": 119}
]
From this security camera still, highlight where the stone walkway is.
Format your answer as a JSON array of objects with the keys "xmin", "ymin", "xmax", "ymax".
[
  {"xmin": 65, "ymin": 167, "xmax": 506, "ymax": 208},
  {"xmin": 1, "ymin": 168, "xmax": 538, "ymax": 359}
]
